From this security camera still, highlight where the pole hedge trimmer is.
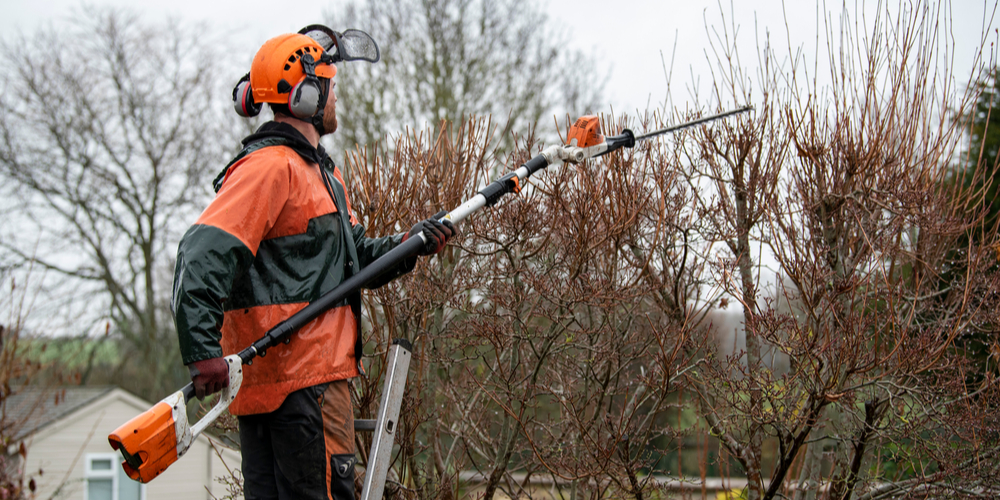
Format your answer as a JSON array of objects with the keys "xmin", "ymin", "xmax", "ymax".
[{"xmin": 108, "ymin": 101, "xmax": 752, "ymax": 495}]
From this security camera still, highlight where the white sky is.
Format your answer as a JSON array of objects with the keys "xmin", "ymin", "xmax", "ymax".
[{"xmin": 1, "ymin": 0, "xmax": 994, "ymax": 115}]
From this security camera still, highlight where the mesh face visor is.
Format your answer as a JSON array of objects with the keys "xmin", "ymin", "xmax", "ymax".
[
  {"xmin": 298, "ymin": 25, "xmax": 380, "ymax": 64},
  {"xmin": 337, "ymin": 30, "xmax": 380, "ymax": 62}
]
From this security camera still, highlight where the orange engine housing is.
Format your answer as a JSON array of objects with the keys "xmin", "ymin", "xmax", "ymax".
[
  {"xmin": 567, "ymin": 115, "xmax": 604, "ymax": 148},
  {"xmin": 108, "ymin": 401, "xmax": 179, "ymax": 483}
]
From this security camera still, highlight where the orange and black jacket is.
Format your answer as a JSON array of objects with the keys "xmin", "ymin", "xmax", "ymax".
[{"xmin": 172, "ymin": 122, "xmax": 414, "ymax": 415}]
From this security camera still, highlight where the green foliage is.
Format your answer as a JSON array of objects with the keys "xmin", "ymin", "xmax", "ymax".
[
  {"xmin": 872, "ymin": 440, "xmax": 941, "ymax": 480},
  {"xmin": 18, "ymin": 336, "xmax": 119, "ymax": 368},
  {"xmin": 964, "ymin": 67, "xmax": 1000, "ymax": 238},
  {"xmin": 948, "ymin": 67, "xmax": 1000, "ymax": 388},
  {"xmin": 717, "ymin": 488, "xmax": 749, "ymax": 500}
]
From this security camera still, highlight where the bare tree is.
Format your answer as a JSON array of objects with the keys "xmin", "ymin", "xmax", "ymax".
[
  {"xmin": 334, "ymin": 2, "xmax": 999, "ymax": 499},
  {"xmin": 334, "ymin": 107, "xmax": 713, "ymax": 499},
  {"xmin": 1, "ymin": 270, "xmax": 55, "ymax": 499},
  {"xmin": 0, "ymin": 9, "xmax": 238, "ymax": 399},
  {"xmin": 673, "ymin": 2, "xmax": 1000, "ymax": 499},
  {"xmin": 324, "ymin": 0, "xmax": 607, "ymax": 154}
]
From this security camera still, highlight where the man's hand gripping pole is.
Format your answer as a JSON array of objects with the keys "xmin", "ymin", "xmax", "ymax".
[{"xmin": 108, "ymin": 356, "xmax": 243, "ymax": 483}]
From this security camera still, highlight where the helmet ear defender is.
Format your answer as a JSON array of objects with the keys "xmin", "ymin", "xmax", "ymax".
[
  {"xmin": 288, "ymin": 53, "xmax": 324, "ymax": 119},
  {"xmin": 232, "ymin": 73, "xmax": 261, "ymax": 118}
]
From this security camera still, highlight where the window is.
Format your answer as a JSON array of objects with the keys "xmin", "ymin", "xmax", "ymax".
[{"xmin": 85, "ymin": 453, "xmax": 144, "ymax": 500}]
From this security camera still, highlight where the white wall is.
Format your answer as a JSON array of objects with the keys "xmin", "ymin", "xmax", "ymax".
[{"xmin": 21, "ymin": 389, "xmax": 241, "ymax": 500}]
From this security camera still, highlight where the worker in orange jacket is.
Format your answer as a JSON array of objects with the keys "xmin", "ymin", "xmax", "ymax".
[{"xmin": 171, "ymin": 29, "xmax": 453, "ymax": 500}]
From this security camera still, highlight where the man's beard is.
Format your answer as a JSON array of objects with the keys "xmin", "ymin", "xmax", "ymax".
[{"xmin": 323, "ymin": 111, "xmax": 338, "ymax": 134}]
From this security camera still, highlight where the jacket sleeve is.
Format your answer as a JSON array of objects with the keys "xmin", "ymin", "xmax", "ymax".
[
  {"xmin": 352, "ymin": 224, "xmax": 417, "ymax": 289},
  {"xmin": 172, "ymin": 155, "xmax": 290, "ymax": 365}
]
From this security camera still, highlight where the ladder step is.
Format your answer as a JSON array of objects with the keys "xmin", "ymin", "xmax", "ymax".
[{"xmin": 354, "ymin": 419, "xmax": 377, "ymax": 432}]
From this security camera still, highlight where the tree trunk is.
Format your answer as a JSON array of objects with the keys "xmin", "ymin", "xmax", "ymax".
[
  {"xmin": 481, "ymin": 411, "xmax": 518, "ymax": 500},
  {"xmin": 735, "ymin": 180, "xmax": 765, "ymax": 499},
  {"xmin": 792, "ymin": 407, "xmax": 828, "ymax": 500}
]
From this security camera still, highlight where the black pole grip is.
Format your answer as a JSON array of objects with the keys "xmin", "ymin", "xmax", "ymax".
[
  {"xmin": 476, "ymin": 154, "xmax": 550, "ymax": 207},
  {"xmin": 478, "ymin": 173, "xmax": 519, "ymax": 206},
  {"xmin": 523, "ymin": 154, "xmax": 549, "ymax": 175},
  {"xmin": 237, "ymin": 235, "xmax": 426, "ymax": 363}
]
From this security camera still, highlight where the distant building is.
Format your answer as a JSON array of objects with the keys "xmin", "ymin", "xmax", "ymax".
[{"xmin": 3, "ymin": 386, "xmax": 240, "ymax": 500}]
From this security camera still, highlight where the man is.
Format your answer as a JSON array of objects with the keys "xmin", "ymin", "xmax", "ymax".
[{"xmin": 171, "ymin": 30, "xmax": 453, "ymax": 500}]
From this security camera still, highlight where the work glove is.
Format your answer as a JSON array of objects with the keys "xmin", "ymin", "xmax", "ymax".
[
  {"xmin": 403, "ymin": 216, "xmax": 455, "ymax": 255},
  {"xmin": 187, "ymin": 357, "xmax": 229, "ymax": 400}
]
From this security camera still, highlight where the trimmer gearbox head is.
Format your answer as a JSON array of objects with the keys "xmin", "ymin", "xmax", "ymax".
[
  {"xmin": 107, "ymin": 355, "xmax": 242, "ymax": 483},
  {"xmin": 567, "ymin": 116, "xmax": 604, "ymax": 148}
]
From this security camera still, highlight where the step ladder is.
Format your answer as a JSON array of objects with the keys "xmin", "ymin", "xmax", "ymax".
[{"xmin": 353, "ymin": 338, "xmax": 412, "ymax": 500}]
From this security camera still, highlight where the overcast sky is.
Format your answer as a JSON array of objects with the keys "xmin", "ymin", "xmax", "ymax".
[{"xmin": 2, "ymin": 0, "xmax": 994, "ymax": 115}]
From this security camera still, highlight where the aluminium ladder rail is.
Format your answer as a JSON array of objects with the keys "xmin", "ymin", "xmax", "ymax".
[{"xmin": 354, "ymin": 339, "xmax": 412, "ymax": 500}]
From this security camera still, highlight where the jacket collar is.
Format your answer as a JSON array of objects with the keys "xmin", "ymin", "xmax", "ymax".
[
  {"xmin": 243, "ymin": 121, "xmax": 332, "ymax": 167},
  {"xmin": 213, "ymin": 121, "xmax": 336, "ymax": 192}
]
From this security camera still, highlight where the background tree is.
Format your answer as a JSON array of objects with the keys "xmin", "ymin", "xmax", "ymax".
[
  {"xmin": 323, "ymin": 0, "xmax": 607, "ymax": 154},
  {"xmin": 951, "ymin": 66, "xmax": 1000, "ymax": 388},
  {"xmin": 678, "ymin": 2, "xmax": 1000, "ymax": 499},
  {"xmin": 963, "ymin": 67, "xmax": 1000, "ymax": 239},
  {"xmin": 0, "ymin": 9, "xmax": 238, "ymax": 399}
]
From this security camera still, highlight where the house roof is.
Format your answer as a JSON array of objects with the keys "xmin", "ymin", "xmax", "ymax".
[{"xmin": 3, "ymin": 386, "xmax": 115, "ymax": 442}]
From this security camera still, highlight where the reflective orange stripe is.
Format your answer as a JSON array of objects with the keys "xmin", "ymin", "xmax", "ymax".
[{"xmin": 322, "ymin": 381, "xmax": 355, "ymax": 499}]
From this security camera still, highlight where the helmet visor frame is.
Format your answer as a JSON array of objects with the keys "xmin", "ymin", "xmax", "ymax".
[{"xmin": 298, "ymin": 25, "xmax": 381, "ymax": 64}]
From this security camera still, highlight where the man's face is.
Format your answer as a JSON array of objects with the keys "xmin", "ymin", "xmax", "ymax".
[{"xmin": 322, "ymin": 77, "xmax": 337, "ymax": 134}]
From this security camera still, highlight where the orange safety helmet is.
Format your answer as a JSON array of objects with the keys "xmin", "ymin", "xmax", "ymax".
[{"xmin": 233, "ymin": 33, "xmax": 336, "ymax": 122}]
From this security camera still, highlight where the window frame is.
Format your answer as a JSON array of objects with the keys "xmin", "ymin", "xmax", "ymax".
[{"xmin": 83, "ymin": 453, "xmax": 145, "ymax": 500}]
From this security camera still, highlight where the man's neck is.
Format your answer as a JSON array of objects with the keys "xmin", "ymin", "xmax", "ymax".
[{"xmin": 274, "ymin": 115, "xmax": 319, "ymax": 148}]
